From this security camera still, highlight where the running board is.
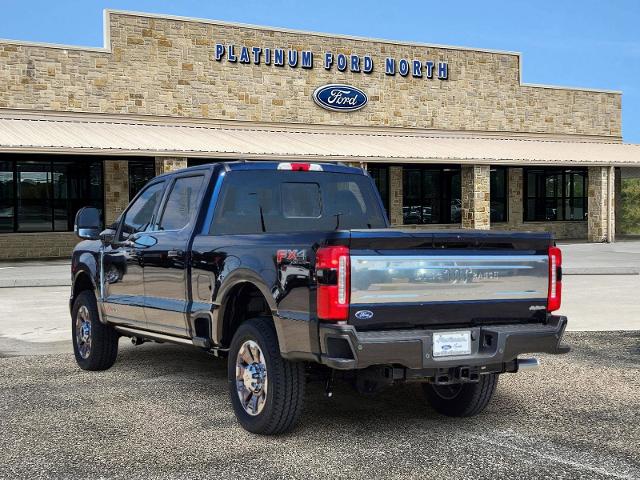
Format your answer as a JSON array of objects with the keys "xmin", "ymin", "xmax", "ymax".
[
  {"xmin": 114, "ymin": 326, "xmax": 227, "ymax": 355},
  {"xmin": 114, "ymin": 326, "xmax": 194, "ymax": 347}
]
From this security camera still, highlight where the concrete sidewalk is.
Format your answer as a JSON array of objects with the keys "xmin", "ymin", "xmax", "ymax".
[
  {"xmin": 0, "ymin": 260, "xmax": 70, "ymax": 287},
  {"xmin": 1, "ymin": 240, "xmax": 638, "ymax": 287}
]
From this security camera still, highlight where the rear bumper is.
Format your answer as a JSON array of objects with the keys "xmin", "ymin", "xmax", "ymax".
[{"xmin": 319, "ymin": 315, "xmax": 569, "ymax": 370}]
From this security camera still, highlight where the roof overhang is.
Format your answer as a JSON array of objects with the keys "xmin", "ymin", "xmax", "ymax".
[{"xmin": 0, "ymin": 110, "xmax": 638, "ymax": 167}]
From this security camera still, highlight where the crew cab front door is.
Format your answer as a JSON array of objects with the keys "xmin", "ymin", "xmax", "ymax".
[
  {"xmin": 101, "ymin": 180, "xmax": 166, "ymax": 327},
  {"xmin": 141, "ymin": 173, "xmax": 207, "ymax": 337}
]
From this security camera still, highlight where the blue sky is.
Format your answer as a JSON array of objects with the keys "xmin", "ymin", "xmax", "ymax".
[{"xmin": 1, "ymin": 0, "xmax": 638, "ymax": 142}]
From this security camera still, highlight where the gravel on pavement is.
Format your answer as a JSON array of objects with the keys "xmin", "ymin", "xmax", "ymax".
[{"xmin": 0, "ymin": 331, "xmax": 638, "ymax": 480}]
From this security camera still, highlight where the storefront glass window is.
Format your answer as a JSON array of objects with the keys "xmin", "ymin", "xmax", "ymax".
[
  {"xmin": 402, "ymin": 166, "xmax": 461, "ymax": 224},
  {"xmin": 367, "ymin": 165, "xmax": 389, "ymax": 217},
  {"xmin": 0, "ymin": 156, "xmax": 104, "ymax": 233},
  {"xmin": 490, "ymin": 167, "xmax": 508, "ymax": 223},
  {"xmin": 0, "ymin": 161, "xmax": 14, "ymax": 232},
  {"xmin": 524, "ymin": 168, "xmax": 587, "ymax": 221},
  {"xmin": 128, "ymin": 159, "xmax": 156, "ymax": 201}
]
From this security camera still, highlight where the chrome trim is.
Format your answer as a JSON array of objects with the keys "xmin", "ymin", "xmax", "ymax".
[
  {"xmin": 235, "ymin": 340, "xmax": 268, "ymax": 416},
  {"xmin": 114, "ymin": 326, "xmax": 194, "ymax": 346},
  {"xmin": 517, "ymin": 358, "xmax": 540, "ymax": 370},
  {"xmin": 350, "ymin": 254, "xmax": 548, "ymax": 304}
]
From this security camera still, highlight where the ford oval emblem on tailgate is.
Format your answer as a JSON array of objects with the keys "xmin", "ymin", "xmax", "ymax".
[
  {"xmin": 355, "ymin": 310, "xmax": 374, "ymax": 320},
  {"xmin": 313, "ymin": 84, "xmax": 368, "ymax": 112}
]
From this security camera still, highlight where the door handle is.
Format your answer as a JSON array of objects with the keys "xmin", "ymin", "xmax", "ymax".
[{"xmin": 167, "ymin": 249, "xmax": 184, "ymax": 258}]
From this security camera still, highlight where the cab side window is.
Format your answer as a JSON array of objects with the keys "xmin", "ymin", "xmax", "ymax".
[
  {"xmin": 157, "ymin": 175, "xmax": 205, "ymax": 231},
  {"xmin": 119, "ymin": 181, "xmax": 165, "ymax": 240}
]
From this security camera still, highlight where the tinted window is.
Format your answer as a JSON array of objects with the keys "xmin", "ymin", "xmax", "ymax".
[
  {"xmin": 282, "ymin": 183, "xmax": 321, "ymax": 218},
  {"xmin": 524, "ymin": 168, "xmax": 587, "ymax": 221},
  {"xmin": 402, "ymin": 166, "xmax": 461, "ymax": 224},
  {"xmin": 490, "ymin": 167, "xmax": 508, "ymax": 223},
  {"xmin": 120, "ymin": 182, "xmax": 164, "ymax": 240},
  {"xmin": 0, "ymin": 161, "xmax": 14, "ymax": 232},
  {"xmin": 158, "ymin": 175, "xmax": 204, "ymax": 231},
  {"xmin": 211, "ymin": 170, "xmax": 386, "ymax": 235},
  {"xmin": 128, "ymin": 159, "xmax": 156, "ymax": 201}
]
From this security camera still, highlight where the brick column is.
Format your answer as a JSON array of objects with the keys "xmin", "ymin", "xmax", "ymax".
[
  {"xmin": 388, "ymin": 165, "xmax": 403, "ymax": 226},
  {"xmin": 615, "ymin": 167, "xmax": 622, "ymax": 238},
  {"xmin": 507, "ymin": 167, "xmax": 524, "ymax": 227},
  {"xmin": 155, "ymin": 156, "xmax": 188, "ymax": 175},
  {"xmin": 104, "ymin": 160, "xmax": 129, "ymax": 225},
  {"xmin": 588, "ymin": 166, "xmax": 615, "ymax": 242},
  {"xmin": 461, "ymin": 165, "xmax": 490, "ymax": 230}
]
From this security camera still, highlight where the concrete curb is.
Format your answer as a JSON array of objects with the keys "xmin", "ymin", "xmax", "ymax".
[
  {"xmin": 0, "ymin": 280, "xmax": 71, "ymax": 288},
  {"xmin": 563, "ymin": 267, "xmax": 640, "ymax": 275}
]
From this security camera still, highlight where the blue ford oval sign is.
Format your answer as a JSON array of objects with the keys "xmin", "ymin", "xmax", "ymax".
[{"xmin": 313, "ymin": 84, "xmax": 368, "ymax": 112}]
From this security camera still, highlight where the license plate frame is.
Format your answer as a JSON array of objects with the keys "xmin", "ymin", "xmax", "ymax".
[{"xmin": 432, "ymin": 330, "xmax": 472, "ymax": 358}]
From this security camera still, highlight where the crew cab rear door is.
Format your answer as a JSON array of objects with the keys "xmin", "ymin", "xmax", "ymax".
[{"xmin": 141, "ymin": 172, "xmax": 208, "ymax": 337}]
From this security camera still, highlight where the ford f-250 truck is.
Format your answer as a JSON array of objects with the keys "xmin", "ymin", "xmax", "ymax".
[{"xmin": 71, "ymin": 161, "xmax": 569, "ymax": 434}]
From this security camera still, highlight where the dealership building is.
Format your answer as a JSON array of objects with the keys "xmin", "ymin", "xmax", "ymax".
[{"xmin": 0, "ymin": 10, "xmax": 639, "ymax": 259}]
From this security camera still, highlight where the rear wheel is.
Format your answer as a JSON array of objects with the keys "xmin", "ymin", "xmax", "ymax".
[
  {"xmin": 423, "ymin": 373, "xmax": 498, "ymax": 417},
  {"xmin": 72, "ymin": 290, "xmax": 119, "ymax": 371},
  {"xmin": 227, "ymin": 317, "xmax": 305, "ymax": 435}
]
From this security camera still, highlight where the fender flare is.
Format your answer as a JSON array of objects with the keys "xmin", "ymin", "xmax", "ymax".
[
  {"xmin": 213, "ymin": 268, "xmax": 277, "ymax": 346},
  {"xmin": 71, "ymin": 252, "xmax": 104, "ymax": 324}
]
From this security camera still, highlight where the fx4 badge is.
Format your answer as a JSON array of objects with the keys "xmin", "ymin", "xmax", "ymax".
[{"xmin": 276, "ymin": 249, "xmax": 307, "ymax": 264}]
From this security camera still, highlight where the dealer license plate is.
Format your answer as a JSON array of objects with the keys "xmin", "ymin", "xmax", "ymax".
[{"xmin": 432, "ymin": 331, "xmax": 471, "ymax": 357}]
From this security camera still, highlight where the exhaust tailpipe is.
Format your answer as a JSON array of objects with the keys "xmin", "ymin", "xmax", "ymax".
[{"xmin": 517, "ymin": 357, "xmax": 540, "ymax": 371}]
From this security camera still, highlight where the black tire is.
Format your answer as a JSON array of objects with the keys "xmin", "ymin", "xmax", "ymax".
[
  {"xmin": 423, "ymin": 374, "xmax": 498, "ymax": 417},
  {"xmin": 71, "ymin": 290, "xmax": 119, "ymax": 371},
  {"xmin": 227, "ymin": 317, "xmax": 305, "ymax": 435}
]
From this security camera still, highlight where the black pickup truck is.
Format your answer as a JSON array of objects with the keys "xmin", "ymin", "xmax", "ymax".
[{"xmin": 71, "ymin": 161, "xmax": 569, "ymax": 434}]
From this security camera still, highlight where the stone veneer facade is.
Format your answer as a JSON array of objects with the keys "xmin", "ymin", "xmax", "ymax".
[{"xmin": 0, "ymin": 11, "xmax": 624, "ymax": 258}]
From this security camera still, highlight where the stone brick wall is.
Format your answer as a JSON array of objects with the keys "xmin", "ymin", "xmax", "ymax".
[
  {"xmin": 0, "ymin": 11, "xmax": 621, "ymax": 138},
  {"xmin": 461, "ymin": 165, "xmax": 490, "ymax": 229},
  {"xmin": 587, "ymin": 166, "xmax": 615, "ymax": 242},
  {"xmin": 155, "ymin": 156, "xmax": 188, "ymax": 175},
  {"xmin": 0, "ymin": 232, "xmax": 80, "ymax": 260},
  {"xmin": 388, "ymin": 166, "xmax": 403, "ymax": 225},
  {"xmin": 104, "ymin": 160, "xmax": 129, "ymax": 224}
]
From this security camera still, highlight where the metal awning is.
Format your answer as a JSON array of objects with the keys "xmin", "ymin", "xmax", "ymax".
[{"xmin": 0, "ymin": 112, "xmax": 639, "ymax": 166}]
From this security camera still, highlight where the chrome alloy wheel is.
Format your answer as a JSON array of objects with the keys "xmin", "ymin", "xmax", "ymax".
[
  {"xmin": 235, "ymin": 340, "xmax": 268, "ymax": 416},
  {"xmin": 75, "ymin": 305, "xmax": 92, "ymax": 359}
]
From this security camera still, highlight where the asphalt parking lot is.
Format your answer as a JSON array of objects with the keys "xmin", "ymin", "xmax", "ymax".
[{"xmin": 1, "ymin": 332, "xmax": 638, "ymax": 480}]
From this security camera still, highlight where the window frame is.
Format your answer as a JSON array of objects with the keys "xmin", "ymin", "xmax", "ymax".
[
  {"xmin": 523, "ymin": 167, "xmax": 588, "ymax": 222},
  {"xmin": 116, "ymin": 180, "xmax": 166, "ymax": 241},
  {"xmin": 0, "ymin": 156, "xmax": 105, "ymax": 233},
  {"xmin": 154, "ymin": 173, "xmax": 207, "ymax": 233},
  {"xmin": 366, "ymin": 164, "xmax": 390, "ymax": 218},
  {"xmin": 402, "ymin": 165, "xmax": 461, "ymax": 225},
  {"xmin": 490, "ymin": 166, "xmax": 509, "ymax": 223},
  {"xmin": 128, "ymin": 159, "xmax": 157, "ymax": 201}
]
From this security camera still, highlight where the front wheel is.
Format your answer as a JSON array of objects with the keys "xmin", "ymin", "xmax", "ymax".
[
  {"xmin": 227, "ymin": 317, "xmax": 305, "ymax": 435},
  {"xmin": 71, "ymin": 290, "xmax": 119, "ymax": 371},
  {"xmin": 423, "ymin": 374, "xmax": 498, "ymax": 417}
]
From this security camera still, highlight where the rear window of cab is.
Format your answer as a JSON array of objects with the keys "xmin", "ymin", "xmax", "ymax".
[{"xmin": 210, "ymin": 170, "xmax": 386, "ymax": 235}]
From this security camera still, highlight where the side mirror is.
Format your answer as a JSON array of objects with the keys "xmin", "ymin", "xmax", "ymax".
[
  {"xmin": 99, "ymin": 228, "xmax": 117, "ymax": 245},
  {"xmin": 74, "ymin": 207, "xmax": 102, "ymax": 240}
]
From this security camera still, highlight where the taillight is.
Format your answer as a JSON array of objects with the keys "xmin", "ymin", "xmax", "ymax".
[
  {"xmin": 316, "ymin": 246, "xmax": 350, "ymax": 321},
  {"xmin": 548, "ymin": 246, "xmax": 562, "ymax": 312}
]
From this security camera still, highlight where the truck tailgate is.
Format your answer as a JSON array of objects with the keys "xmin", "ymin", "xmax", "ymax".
[{"xmin": 347, "ymin": 230, "xmax": 552, "ymax": 329}]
